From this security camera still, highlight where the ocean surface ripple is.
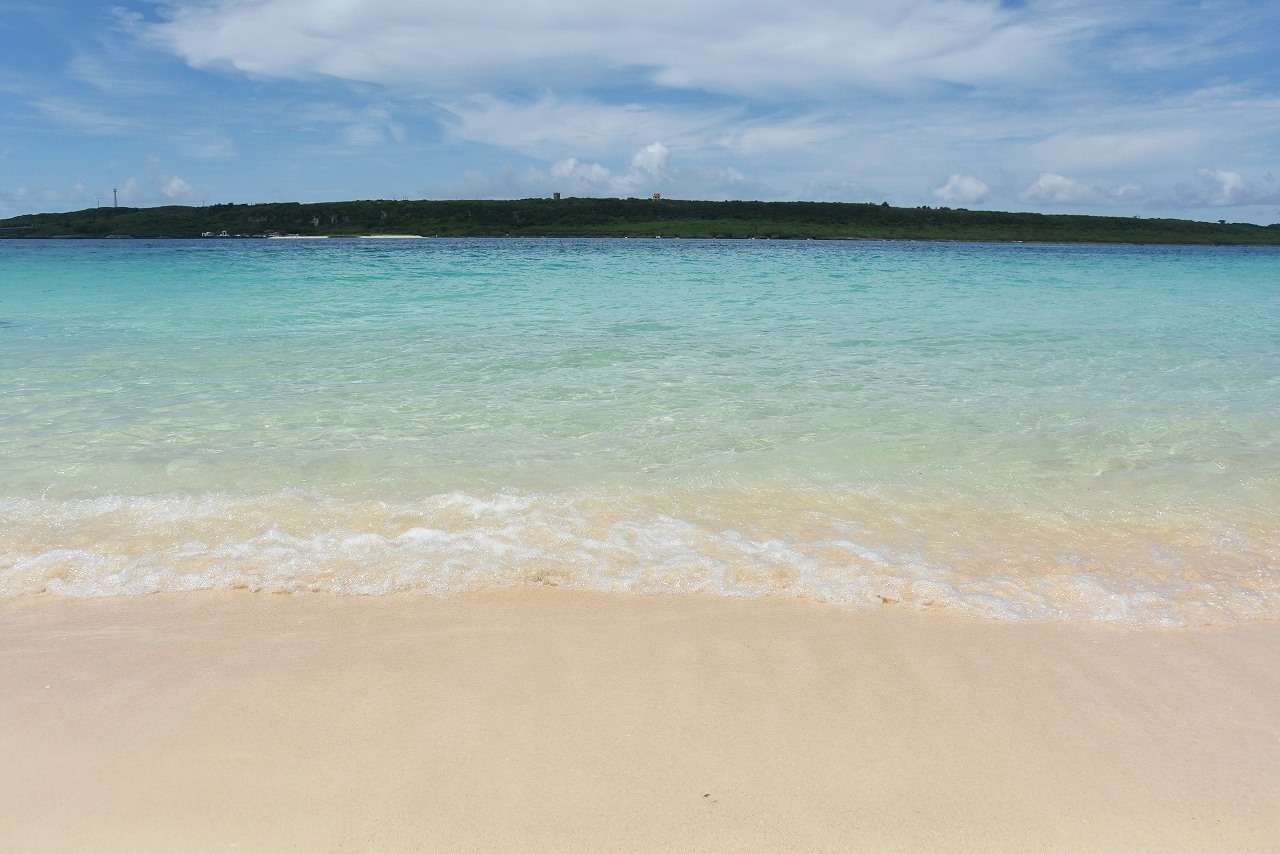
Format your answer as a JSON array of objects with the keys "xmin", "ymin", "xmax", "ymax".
[{"xmin": 2, "ymin": 238, "xmax": 1277, "ymax": 625}]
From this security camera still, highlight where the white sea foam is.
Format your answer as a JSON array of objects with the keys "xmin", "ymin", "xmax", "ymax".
[
  {"xmin": 4, "ymin": 240, "xmax": 1278, "ymax": 627},
  {"xmin": 3, "ymin": 488, "xmax": 1276, "ymax": 626}
]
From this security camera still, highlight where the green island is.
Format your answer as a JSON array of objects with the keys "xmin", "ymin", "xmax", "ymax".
[{"xmin": 3, "ymin": 197, "xmax": 1279, "ymax": 244}]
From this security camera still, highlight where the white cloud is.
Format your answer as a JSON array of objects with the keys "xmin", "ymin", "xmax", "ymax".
[
  {"xmin": 0, "ymin": 180, "xmax": 94, "ymax": 214},
  {"xmin": 8, "ymin": 0, "xmax": 1279, "ymax": 221},
  {"xmin": 146, "ymin": 155, "xmax": 198, "ymax": 203},
  {"xmin": 441, "ymin": 94, "xmax": 857, "ymax": 170},
  {"xmin": 933, "ymin": 173, "xmax": 989, "ymax": 204},
  {"xmin": 1110, "ymin": 183, "xmax": 1146, "ymax": 203},
  {"xmin": 630, "ymin": 142, "xmax": 670, "ymax": 179},
  {"xmin": 341, "ymin": 107, "xmax": 406, "ymax": 147},
  {"xmin": 794, "ymin": 178, "xmax": 889, "ymax": 204},
  {"xmin": 1029, "ymin": 129, "xmax": 1209, "ymax": 171},
  {"xmin": 1094, "ymin": 5, "xmax": 1261, "ymax": 73},
  {"xmin": 116, "ymin": 177, "xmax": 140, "ymax": 204},
  {"xmin": 1, "ymin": 170, "xmax": 202, "ymax": 215},
  {"xmin": 1175, "ymin": 168, "xmax": 1280, "ymax": 207},
  {"xmin": 142, "ymin": 0, "xmax": 1088, "ymax": 97},
  {"xmin": 1021, "ymin": 173, "xmax": 1150, "ymax": 206},
  {"xmin": 437, "ymin": 141, "xmax": 761, "ymax": 200},
  {"xmin": 1021, "ymin": 173, "xmax": 1103, "ymax": 204},
  {"xmin": 441, "ymin": 95, "xmax": 729, "ymax": 161},
  {"xmin": 1197, "ymin": 168, "xmax": 1245, "ymax": 205},
  {"xmin": 161, "ymin": 175, "xmax": 194, "ymax": 199}
]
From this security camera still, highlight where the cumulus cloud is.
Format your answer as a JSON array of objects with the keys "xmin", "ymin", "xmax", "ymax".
[
  {"xmin": 437, "ymin": 141, "xmax": 761, "ymax": 200},
  {"xmin": 933, "ymin": 173, "xmax": 989, "ymax": 204},
  {"xmin": 1021, "ymin": 173, "xmax": 1104, "ymax": 204},
  {"xmin": 161, "ymin": 175, "xmax": 195, "ymax": 199},
  {"xmin": 1109, "ymin": 184, "xmax": 1146, "ymax": 203},
  {"xmin": 1020, "ymin": 173, "xmax": 1149, "ymax": 206},
  {"xmin": 1175, "ymin": 168, "xmax": 1280, "ymax": 207},
  {"xmin": 795, "ymin": 178, "xmax": 889, "ymax": 204},
  {"xmin": 146, "ymin": 155, "xmax": 198, "ymax": 203},
  {"xmin": 1, "ymin": 172, "xmax": 201, "ymax": 213},
  {"xmin": 630, "ymin": 142, "xmax": 670, "ymax": 179}
]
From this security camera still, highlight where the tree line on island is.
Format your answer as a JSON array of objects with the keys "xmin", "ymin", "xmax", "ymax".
[{"xmin": 3, "ymin": 197, "xmax": 1279, "ymax": 244}]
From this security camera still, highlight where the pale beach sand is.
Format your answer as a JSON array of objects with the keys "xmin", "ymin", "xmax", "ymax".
[{"xmin": 2, "ymin": 590, "xmax": 1278, "ymax": 852}]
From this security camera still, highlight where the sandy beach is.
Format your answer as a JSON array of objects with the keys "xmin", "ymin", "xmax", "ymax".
[{"xmin": 2, "ymin": 590, "xmax": 1277, "ymax": 852}]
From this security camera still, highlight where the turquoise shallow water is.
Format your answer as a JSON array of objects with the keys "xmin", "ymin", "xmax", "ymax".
[{"xmin": 1, "ymin": 237, "xmax": 1277, "ymax": 624}]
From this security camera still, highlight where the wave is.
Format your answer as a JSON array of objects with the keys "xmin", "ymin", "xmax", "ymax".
[{"xmin": 3, "ymin": 487, "xmax": 1277, "ymax": 627}]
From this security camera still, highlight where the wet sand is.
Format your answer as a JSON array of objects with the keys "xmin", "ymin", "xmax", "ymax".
[{"xmin": 2, "ymin": 589, "xmax": 1278, "ymax": 852}]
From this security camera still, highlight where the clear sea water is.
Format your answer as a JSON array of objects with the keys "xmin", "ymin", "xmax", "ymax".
[{"xmin": 1, "ymin": 237, "xmax": 1277, "ymax": 625}]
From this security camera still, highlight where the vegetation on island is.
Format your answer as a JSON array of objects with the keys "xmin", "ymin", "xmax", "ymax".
[{"xmin": 3, "ymin": 197, "xmax": 1279, "ymax": 244}]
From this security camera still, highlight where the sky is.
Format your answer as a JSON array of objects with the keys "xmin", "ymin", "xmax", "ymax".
[{"xmin": 2, "ymin": 0, "xmax": 1279, "ymax": 223}]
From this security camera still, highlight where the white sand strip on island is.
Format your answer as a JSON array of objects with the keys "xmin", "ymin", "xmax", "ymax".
[{"xmin": 2, "ymin": 589, "xmax": 1278, "ymax": 852}]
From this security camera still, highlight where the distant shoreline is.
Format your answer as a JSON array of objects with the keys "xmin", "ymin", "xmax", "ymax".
[
  {"xmin": 11, "ymin": 235, "xmax": 1280, "ymax": 250},
  {"xmin": 4, "ymin": 197, "xmax": 1279, "ymax": 245}
]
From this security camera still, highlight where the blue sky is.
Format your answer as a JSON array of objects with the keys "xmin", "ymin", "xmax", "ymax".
[{"xmin": 2, "ymin": 0, "xmax": 1279, "ymax": 222}]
